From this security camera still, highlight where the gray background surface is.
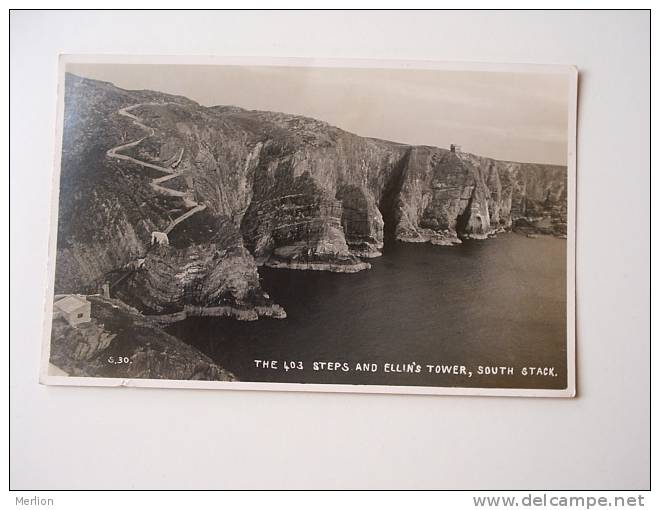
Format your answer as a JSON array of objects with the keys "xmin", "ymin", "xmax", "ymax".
[{"xmin": 10, "ymin": 10, "xmax": 650, "ymax": 489}]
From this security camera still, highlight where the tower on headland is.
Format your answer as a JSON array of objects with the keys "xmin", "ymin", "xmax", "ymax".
[{"xmin": 450, "ymin": 144, "xmax": 462, "ymax": 153}]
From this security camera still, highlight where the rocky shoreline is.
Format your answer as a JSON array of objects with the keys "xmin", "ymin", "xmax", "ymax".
[
  {"xmin": 49, "ymin": 296, "xmax": 236, "ymax": 381},
  {"xmin": 263, "ymin": 255, "xmax": 371, "ymax": 273},
  {"xmin": 150, "ymin": 303, "xmax": 287, "ymax": 323},
  {"xmin": 50, "ymin": 74, "xmax": 569, "ymax": 382}
]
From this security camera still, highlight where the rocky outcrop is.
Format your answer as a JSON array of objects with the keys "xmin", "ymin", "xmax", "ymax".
[
  {"xmin": 49, "ymin": 296, "xmax": 235, "ymax": 380},
  {"xmin": 390, "ymin": 147, "xmax": 487, "ymax": 245},
  {"xmin": 240, "ymin": 171, "xmax": 372, "ymax": 272},
  {"xmin": 55, "ymin": 75, "xmax": 194, "ymax": 293},
  {"xmin": 458, "ymin": 152, "xmax": 568, "ymax": 238},
  {"xmin": 114, "ymin": 217, "xmax": 286, "ymax": 320},
  {"xmin": 54, "ymin": 74, "xmax": 568, "ymax": 321}
]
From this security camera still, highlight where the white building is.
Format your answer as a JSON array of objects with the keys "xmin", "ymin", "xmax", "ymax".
[{"xmin": 53, "ymin": 295, "xmax": 91, "ymax": 327}]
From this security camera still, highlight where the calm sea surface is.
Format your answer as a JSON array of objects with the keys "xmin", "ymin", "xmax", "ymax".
[{"xmin": 167, "ymin": 233, "xmax": 567, "ymax": 389}]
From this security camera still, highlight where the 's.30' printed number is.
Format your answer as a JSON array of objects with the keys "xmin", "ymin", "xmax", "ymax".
[{"xmin": 107, "ymin": 356, "xmax": 131, "ymax": 365}]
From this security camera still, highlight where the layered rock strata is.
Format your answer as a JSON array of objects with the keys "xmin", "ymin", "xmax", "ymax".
[{"xmin": 55, "ymin": 73, "xmax": 568, "ymax": 321}]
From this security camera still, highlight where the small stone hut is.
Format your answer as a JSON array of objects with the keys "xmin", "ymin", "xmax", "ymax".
[{"xmin": 53, "ymin": 295, "xmax": 91, "ymax": 327}]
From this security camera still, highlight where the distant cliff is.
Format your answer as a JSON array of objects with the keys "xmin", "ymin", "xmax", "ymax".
[{"xmin": 54, "ymin": 73, "xmax": 567, "ymax": 316}]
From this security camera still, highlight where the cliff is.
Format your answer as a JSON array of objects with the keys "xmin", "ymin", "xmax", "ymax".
[
  {"xmin": 113, "ymin": 216, "xmax": 286, "ymax": 320},
  {"xmin": 54, "ymin": 73, "xmax": 567, "ymax": 318}
]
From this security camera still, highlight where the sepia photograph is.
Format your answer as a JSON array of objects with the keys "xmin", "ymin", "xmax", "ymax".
[
  {"xmin": 40, "ymin": 56, "xmax": 577, "ymax": 397},
  {"xmin": 11, "ymin": 8, "xmax": 652, "ymax": 495}
]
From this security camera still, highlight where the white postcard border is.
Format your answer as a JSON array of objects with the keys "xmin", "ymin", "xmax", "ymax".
[{"xmin": 39, "ymin": 54, "xmax": 578, "ymax": 398}]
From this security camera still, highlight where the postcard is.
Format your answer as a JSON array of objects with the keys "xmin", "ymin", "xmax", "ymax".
[{"xmin": 41, "ymin": 55, "xmax": 577, "ymax": 397}]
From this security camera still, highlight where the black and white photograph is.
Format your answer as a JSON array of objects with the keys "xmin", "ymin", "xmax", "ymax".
[
  {"xmin": 40, "ymin": 56, "xmax": 577, "ymax": 397},
  {"xmin": 10, "ymin": 7, "xmax": 652, "ymax": 495}
]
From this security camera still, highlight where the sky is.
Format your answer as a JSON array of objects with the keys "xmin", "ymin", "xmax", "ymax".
[{"xmin": 67, "ymin": 63, "xmax": 570, "ymax": 165}]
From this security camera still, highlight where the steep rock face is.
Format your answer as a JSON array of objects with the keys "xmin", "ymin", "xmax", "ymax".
[
  {"xmin": 49, "ymin": 296, "xmax": 235, "ymax": 380},
  {"xmin": 390, "ymin": 147, "xmax": 492, "ymax": 245},
  {"xmin": 235, "ymin": 116, "xmax": 410, "ymax": 268},
  {"xmin": 115, "ymin": 218, "xmax": 285, "ymax": 320},
  {"xmin": 55, "ymin": 74, "xmax": 568, "ymax": 318},
  {"xmin": 337, "ymin": 184, "xmax": 384, "ymax": 258},
  {"xmin": 459, "ymin": 152, "xmax": 568, "ymax": 237},
  {"xmin": 388, "ymin": 148, "xmax": 567, "ymax": 244},
  {"xmin": 55, "ymin": 75, "xmax": 195, "ymax": 292},
  {"xmin": 56, "ymin": 75, "xmax": 283, "ymax": 318},
  {"xmin": 127, "ymin": 103, "xmax": 264, "ymax": 218},
  {"xmin": 240, "ymin": 169, "xmax": 371, "ymax": 272}
]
